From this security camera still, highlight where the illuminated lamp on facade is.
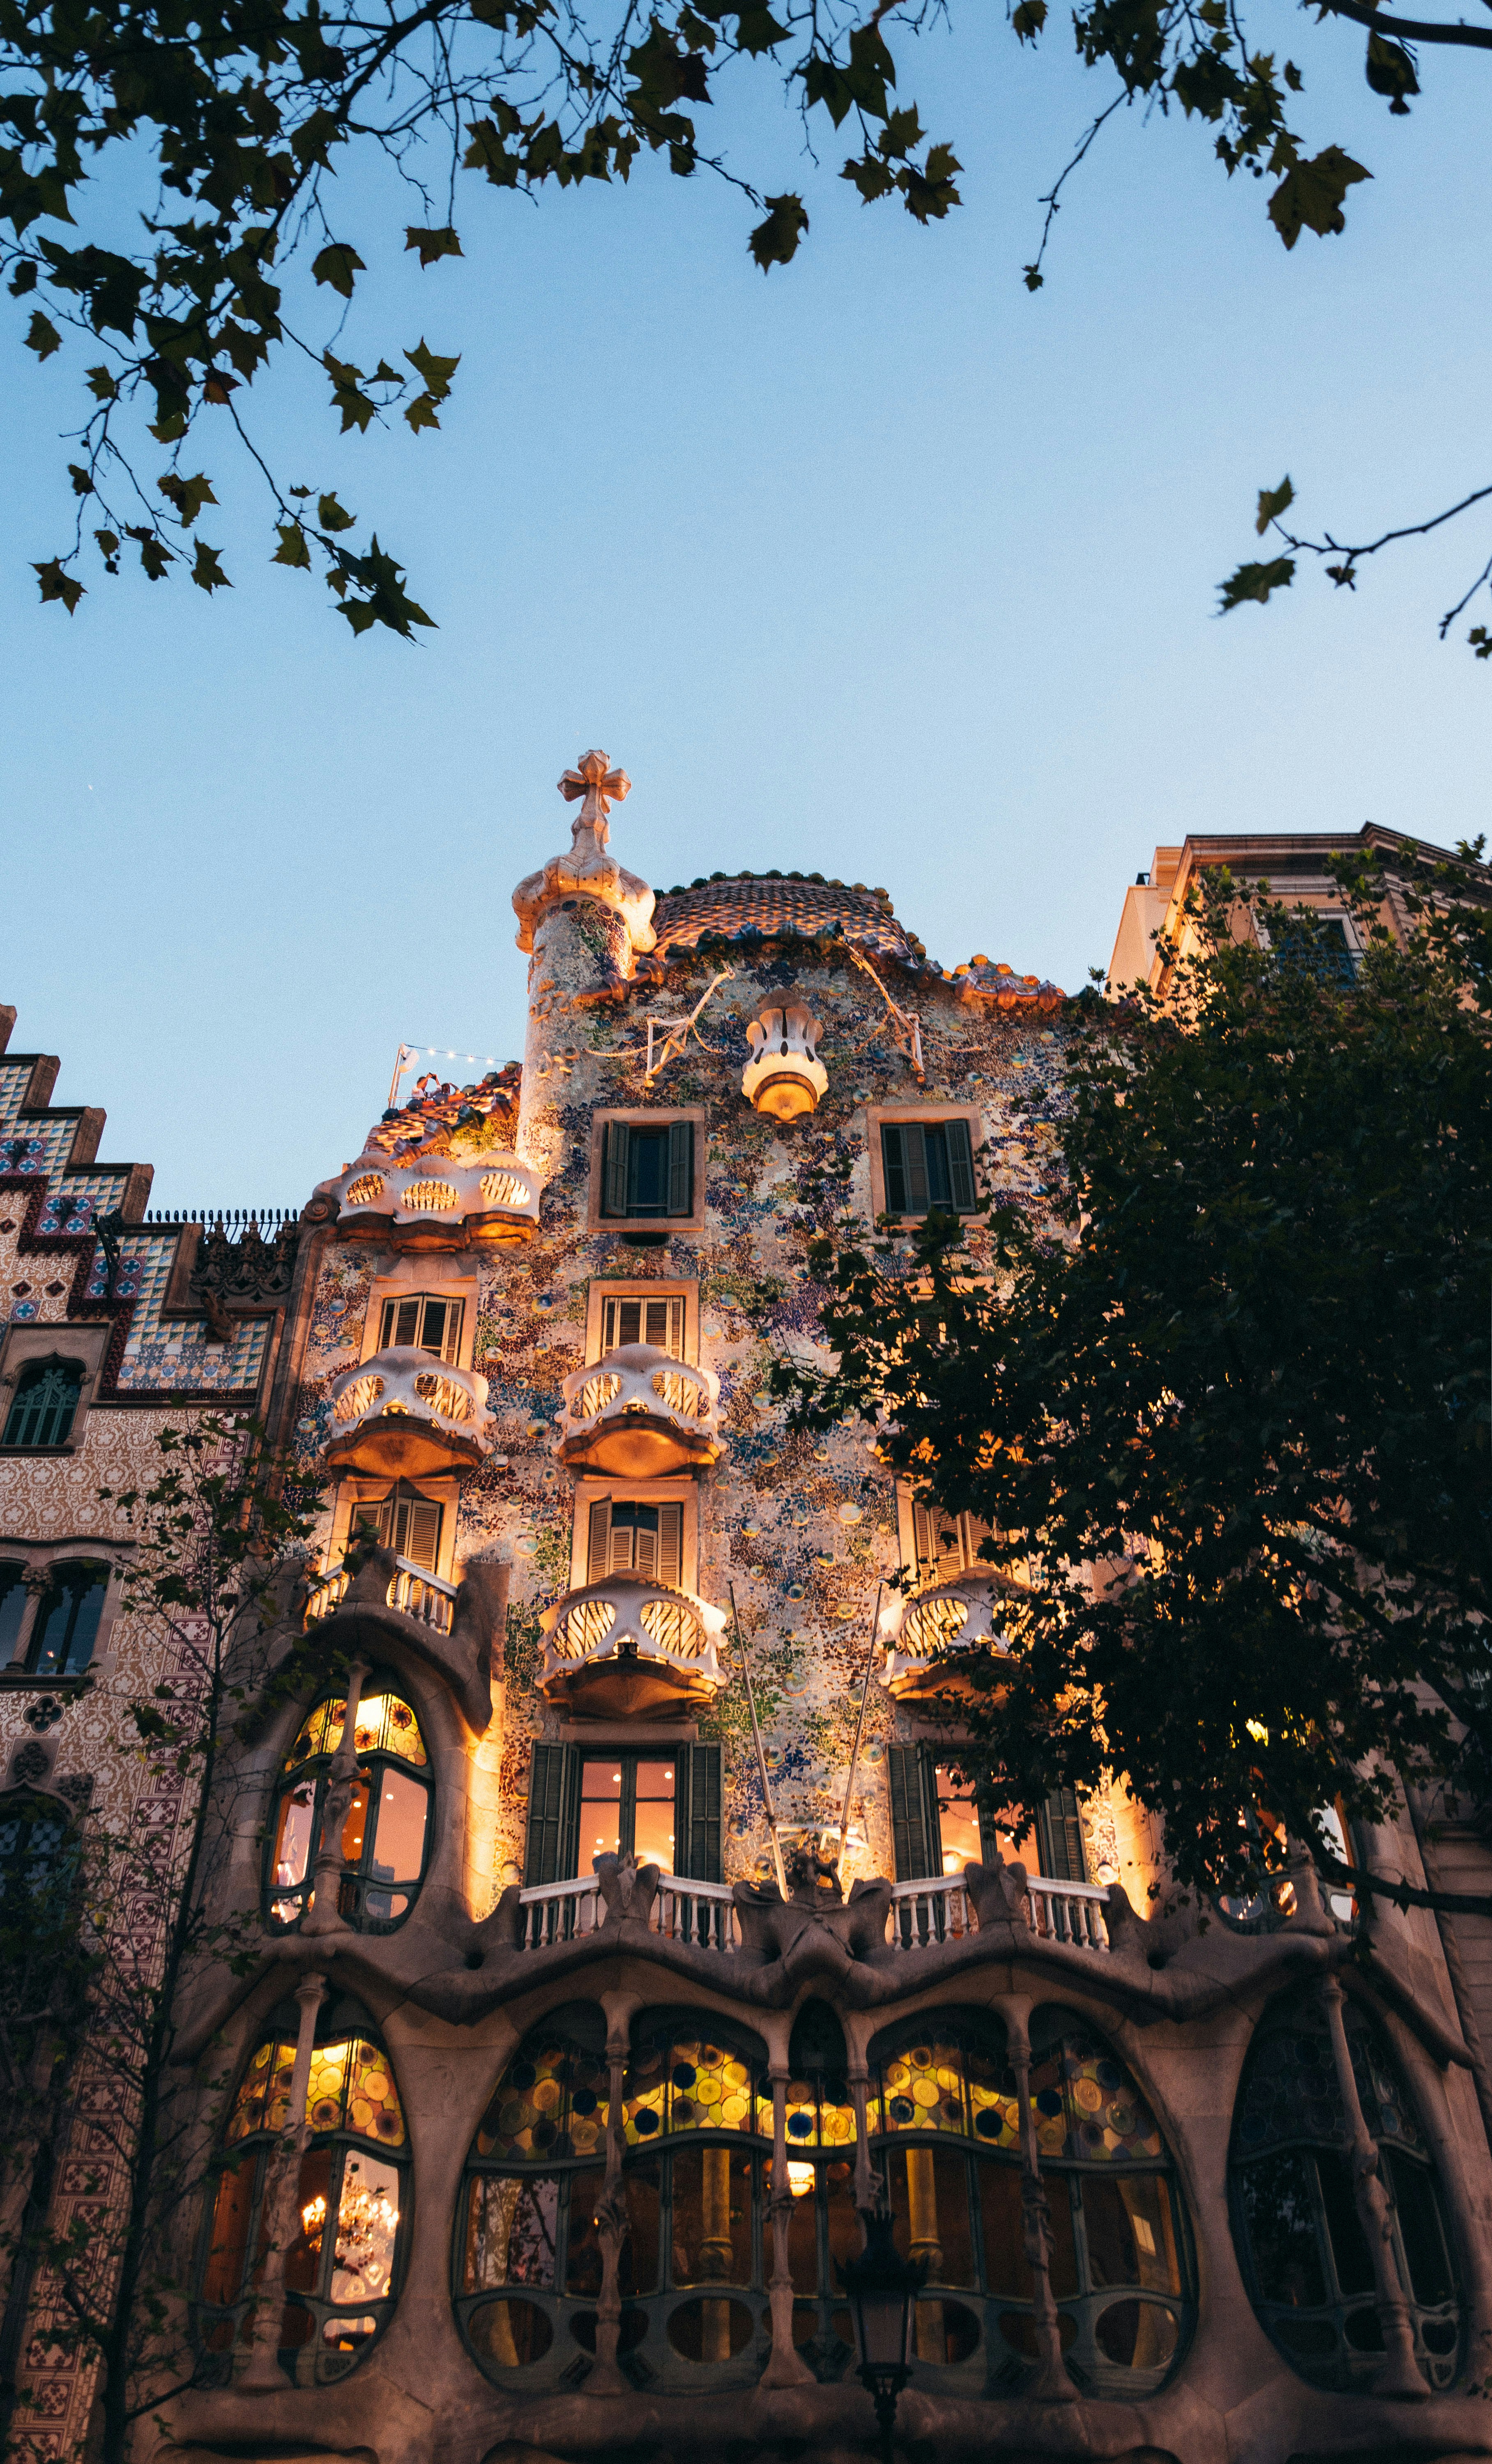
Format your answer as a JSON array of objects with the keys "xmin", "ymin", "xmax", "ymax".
[{"xmin": 741, "ymin": 992, "xmax": 828, "ymax": 1123}]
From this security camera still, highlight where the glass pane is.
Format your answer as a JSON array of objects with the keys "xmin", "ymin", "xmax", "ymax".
[
  {"xmin": 346, "ymin": 2040, "xmax": 405, "ymax": 2146},
  {"xmin": 340, "ymin": 1778, "xmax": 371, "ymax": 1866},
  {"xmin": 1029, "ymin": 2023, "xmax": 1164, "ymax": 2162},
  {"xmin": 1317, "ymin": 2150, "xmax": 1375, "ymax": 2296},
  {"xmin": 272, "ymin": 1780, "xmax": 317, "ymax": 1903},
  {"xmin": 580, "ymin": 1760, "xmax": 622, "ymax": 1864},
  {"xmin": 332, "ymin": 2152, "xmax": 401, "ymax": 2303},
  {"xmin": 565, "ymin": 2166, "xmax": 606, "ymax": 2296},
  {"xmin": 226, "ymin": 2036, "xmax": 296, "ymax": 2143},
  {"xmin": 351, "ymin": 1690, "xmax": 427, "ymax": 1766},
  {"xmin": 1094, "ymin": 2299, "xmax": 1179, "ymax": 2370},
  {"xmin": 633, "ymin": 1761, "xmax": 675, "ymax": 1870},
  {"xmin": 824, "ymin": 2158, "xmax": 859, "ymax": 2298},
  {"xmin": 626, "ymin": 2157, "xmax": 662, "ymax": 2293},
  {"xmin": 933, "ymin": 1766, "xmax": 982, "ymax": 1873},
  {"xmin": 203, "ymin": 2154, "xmax": 258, "ymax": 2306},
  {"xmin": 1081, "ymin": 2173, "xmax": 1182, "ymax": 2292},
  {"xmin": 476, "ymin": 2032, "xmax": 606, "ymax": 2163},
  {"xmin": 286, "ymin": 2145, "xmax": 335, "ymax": 2294},
  {"xmin": 765, "ymin": 2159, "xmax": 820, "ymax": 2293},
  {"xmin": 630, "ymin": 1130, "xmax": 669, "ymax": 1215},
  {"xmin": 1238, "ymin": 2149, "xmax": 1328, "ymax": 2308},
  {"xmin": 368, "ymin": 1769, "xmax": 428, "ymax": 1883},
  {"xmin": 976, "ymin": 2160, "xmax": 1032, "ymax": 2299},
  {"xmin": 1386, "ymin": 2150, "xmax": 1453, "ymax": 2305},
  {"xmin": 670, "ymin": 2145, "xmax": 753, "ymax": 2287},
  {"xmin": 886, "ymin": 2145, "xmax": 977, "ymax": 2288},
  {"xmin": 306, "ymin": 2040, "xmax": 353, "ymax": 2133},
  {"xmin": 879, "ymin": 2039, "xmax": 968, "ymax": 2137},
  {"xmin": 0, "ymin": 1564, "xmax": 27, "ymax": 1660},
  {"xmin": 463, "ymin": 2174, "xmax": 559, "ymax": 2291}
]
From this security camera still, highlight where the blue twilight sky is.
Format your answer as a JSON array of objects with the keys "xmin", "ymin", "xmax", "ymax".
[{"xmin": 1, "ymin": 5, "xmax": 1489, "ymax": 1213}]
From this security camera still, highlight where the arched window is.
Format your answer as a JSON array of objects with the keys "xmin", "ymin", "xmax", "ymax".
[
  {"xmin": 265, "ymin": 1676, "xmax": 430, "ymax": 1932},
  {"xmin": 24, "ymin": 1561, "xmax": 109, "ymax": 1677},
  {"xmin": 455, "ymin": 2004, "xmax": 773, "ymax": 2389},
  {"xmin": 0, "ymin": 1561, "xmax": 30, "ymax": 1662},
  {"xmin": 196, "ymin": 1994, "xmax": 408, "ymax": 2386},
  {"xmin": 0, "ymin": 1790, "xmax": 80, "ymax": 1922},
  {"xmin": 1230, "ymin": 1988, "xmax": 1459, "ymax": 2389},
  {"xmin": 3, "ymin": 1360, "xmax": 83, "ymax": 1449},
  {"xmin": 867, "ymin": 2004, "xmax": 1192, "ymax": 2393}
]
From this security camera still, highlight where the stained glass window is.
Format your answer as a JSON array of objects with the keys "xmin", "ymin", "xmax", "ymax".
[
  {"xmin": 624, "ymin": 2024, "xmax": 770, "ymax": 2147},
  {"xmin": 198, "ymin": 2002, "xmax": 409, "ymax": 2388}
]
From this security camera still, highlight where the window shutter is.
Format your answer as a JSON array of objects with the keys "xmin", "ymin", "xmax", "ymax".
[
  {"xmin": 667, "ymin": 1119, "xmax": 694, "ymax": 1217},
  {"xmin": 882, "ymin": 1124, "xmax": 907, "ymax": 1216},
  {"xmin": 903, "ymin": 1123, "xmax": 930, "ymax": 1213},
  {"xmin": 945, "ymin": 1118, "xmax": 976, "ymax": 1212},
  {"xmin": 587, "ymin": 1499, "xmax": 612, "ymax": 1584},
  {"xmin": 1037, "ymin": 1788, "xmax": 1087, "ymax": 1883},
  {"xmin": 603, "ymin": 1122, "xmax": 630, "ymax": 1218},
  {"xmin": 677, "ymin": 1744, "xmax": 722, "ymax": 1882},
  {"xmin": 633, "ymin": 1519, "xmax": 658, "ymax": 1580},
  {"xmin": 405, "ymin": 1500, "xmax": 442, "ymax": 1571},
  {"xmin": 888, "ymin": 1745, "xmax": 933, "ymax": 1880},
  {"xmin": 912, "ymin": 1500, "xmax": 936, "ymax": 1571},
  {"xmin": 656, "ymin": 1503, "xmax": 683, "ymax": 1588},
  {"xmin": 391, "ymin": 1296, "xmax": 421, "ymax": 1347},
  {"xmin": 524, "ymin": 1744, "xmax": 579, "ymax": 1885}
]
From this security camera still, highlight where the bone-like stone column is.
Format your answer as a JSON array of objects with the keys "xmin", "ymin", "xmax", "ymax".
[
  {"xmin": 759, "ymin": 2067, "xmax": 813, "ymax": 2386},
  {"xmin": 700, "ymin": 2145, "xmax": 734, "ymax": 2362},
  {"xmin": 1319, "ymin": 1976, "xmax": 1427, "ymax": 2399},
  {"xmin": 1006, "ymin": 2010, "xmax": 1077, "ymax": 2403},
  {"xmin": 301, "ymin": 1660, "xmax": 369, "ymax": 1937},
  {"xmin": 905, "ymin": 2147, "xmax": 944, "ymax": 2362},
  {"xmin": 239, "ymin": 1971, "xmax": 327, "ymax": 2390},
  {"xmin": 584, "ymin": 2015, "xmax": 632, "ymax": 2395}
]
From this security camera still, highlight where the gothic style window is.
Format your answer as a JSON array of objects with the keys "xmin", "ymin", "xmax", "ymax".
[
  {"xmin": 599, "ymin": 1291, "xmax": 686, "ymax": 1354},
  {"xmin": 867, "ymin": 2003, "xmax": 1191, "ymax": 2392},
  {"xmin": 350, "ymin": 1483, "xmax": 443, "ymax": 1570},
  {"xmin": 585, "ymin": 1496, "xmax": 684, "ymax": 1584},
  {"xmin": 197, "ymin": 1996, "xmax": 408, "ymax": 2385},
  {"xmin": 3, "ymin": 1361, "xmax": 83, "ymax": 1449},
  {"xmin": 1230, "ymin": 1988, "xmax": 1459, "ymax": 2389},
  {"xmin": 600, "ymin": 1120, "xmax": 695, "ymax": 1221},
  {"xmin": 23, "ymin": 1561, "xmax": 109, "ymax": 1678},
  {"xmin": 880, "ymin": 1120, "xmax": 976, "ymax": 1218},
  {"xmin": 522, "ymin": 1744, "xmax": 721, "ymax": 1887},
  {"xmin": 0, "ymin": 1790, "xmax": 79, "ymax": 1916},
  {"xmin": 377, "ymin": 1292, "xmax": 463, "ymax": 1361},
  {"xmin": 266, "ymin": 1676, "xmax": 430, "ymax": 1931},
  {"xmin": 0, "ymin": 1561, "xmax": 30, "ymax": 1661}
]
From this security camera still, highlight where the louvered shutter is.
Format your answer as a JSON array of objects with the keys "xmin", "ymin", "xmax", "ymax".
[
  {"xmin": 677, "ymin": 1744, "xmax": 723, "ymax": 1882},
  {"xmin": 658, "ymin": 1501, "xmax": 683, "ymax": 1588},
  {"xmin": 633, "ymin": 1517, "xmax": 658, "ymax": 1579},
  {"xmin": 945, "ymin": 1118, "xmax": 976, "ymax": 1212},
  {"xmin": 667, "ymin": 1119, "xmax": 694, "ymax": 1217},
  {"xmin": 603, "ymin": 1122, "xmax": 631, "ymax": 1218},
  {"xmin": 888, "ymin": 1745, "xmax": 933, "ymax": 1880},
  {"xmin": 587, "ymin": 1499, "xmax": 611, "ymax": 1583},
  {"xmin": 404, "ymin": 1499, "xmax": 442, "ymax": 1571},
  {"xmin": 882, "ymin": 1125, "xmax": 908, "ymax": 1216},
  {"xmin": 903, "ymin": 1123, "xmax": 930, "ymax": 1212},
  {"xmin": 1037, "ymin": 1788, "xmax": 1087, "ymax": 1883},
  {"xmin": 524, "ymin": 1744, "xmax": 580, "ymax": 1884}
]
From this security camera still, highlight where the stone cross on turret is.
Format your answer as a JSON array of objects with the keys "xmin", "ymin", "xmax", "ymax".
[{"xmin": 558, "ymin": 748, "xmax": 631, "ymax": 855}]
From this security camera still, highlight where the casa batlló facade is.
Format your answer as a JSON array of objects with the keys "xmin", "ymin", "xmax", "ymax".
[{"xmin": 2, "ymin": 772, "xmax": 1491, "ymax": 2464}]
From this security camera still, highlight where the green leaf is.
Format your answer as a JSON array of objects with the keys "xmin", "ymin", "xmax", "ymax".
[
  {"xmin": 1255, "ymin": 476, "xmax": 1294, "ymax": 536},
  {"xmin": 127, "ymin": 528, "xmax": 173, "ymax": 581},
  {"xmin": 312, "ymin": 242, "xmax": 367, "ymax": 297},
  {"xmin": 1365, "ymin": 31, "xmax": 1418, "ymax": 112},
  {"xmin": 1218, "ymin": 556, "xmax": 1295, "ymax": 612},
  {"xmin": 67, "ymin": 462, "xmax": 93, "ymax": 497},
  {"xmin": 841, "ymin": 150, "xmax": 896, "ymax": 205},
  {"xmin": 748, "ymin": 192, "xmax": 808, "ymax": 271},
  {"xmin": 1267, "ymin": 146, "xmax": 1370, "ymax": 250},
  {"xmin": 404, "ymin": 225, "xmax": 464, "ymax": 267},
  {"xmin": 25, "ymin": 310, "xmax": 61, "ymax": 360},
  {"xmin": 34, "ymin": 558, "xmax": 83, "ymax": 612},
  {"xmin": 1469, "ymin": 627, "xmax": 1492, "ymax": 661},
  {"xmin": 334, "ymin": 534, "xmax": 437, "ymax": 639},
  {"xmin": 324, "ymin": 350, "xmax": 378, "ymax": 434},
  {"xmin": 902, "ymin": 143, "xmax": 961, "ymax": 224},
  {"xmin": 1011, "ymin": 0, "xmax": 1047, "ymax": 37},
  {"xmin": 317, "ymin": 490, "xmax": 357, "ymax": 533},
  {"xmin": 404, "ymin": 392, "xmax": 442, "ymax": 433},
  {"xmin": 730, "ymin": 0, "xmax": 787, "ymax": 48},
  {"xmin": 191, "ymin": 540, "xmax": 230, "ymax": 593},
  {"xmin": 405, "ymin": 338, "xmax": 459, "ymax": 401},
  {"xmin": 85, "ymin": 365, "xmax": 119, "ymax": 402},
  {"xmin": 159, "ymin": 471, "xmax": 217, "ymax": 527},
  {"xmin": 273, "ymin": 521, "xmax": 312, "ymax": 568}
]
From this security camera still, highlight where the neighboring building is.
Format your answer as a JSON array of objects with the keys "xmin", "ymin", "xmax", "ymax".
[{"xmin": 3, "ymin": 770, "xmax": 1492, "ymax": 2464}]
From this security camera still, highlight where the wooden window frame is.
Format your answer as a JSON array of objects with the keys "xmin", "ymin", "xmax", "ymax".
[
  {"xmin": 361, "ymin": 1269, "xmax": 477, "ymax": 1371},
  {"xmin": 865, "ymin": 1103, "xmax": 983, "ymax": 1223},
  {"xmin": 584, "ymin": 1276, "xmax": 700, "ymax": 1366},
  {"xmin": 523, "ymin": 1740, "xmax": 723, "ymax": 1885},
  {"xmin": 569, "ymin": 1476, "xmax": 699, "ymax": 1593},
  {"xmin": 331, "ymin": 1473, "xmax": 459, "ymax": 1582},
  {"xmin": 587, "ymin": 1109, "xmax": 708, "ymax": 1236}
]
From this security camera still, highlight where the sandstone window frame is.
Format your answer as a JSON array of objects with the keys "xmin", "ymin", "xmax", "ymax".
[
  {"xmin": 893, "ymin": 1480, "xmax": 997, "ymax": 1585},
  {"xmin": 865, "ymin": 1102, "xmax": 984, "ymax": 1224},
  {"xmin": 330, "ymin": 1471, "xmax": 460, "ymax": 1582},
  {"xmin": 585, "ymin": 1276, "xmax": 699, "ymax": 1366},
  {"xmin": 0, "ymin": 1537, "xmax": 129, "ymax": 1687},
  {"xmin": 569, "ymin": 1476, "xmax": 699, "ymax": 1594},
  {"xmin": 587, "ymin": 1108, "xmax": 708, "ymax": 1236},
  {"xmin": 360, "ymin": 1266, "xmax": 478, "ymax": 1372},
  {"xmin": 0, "ymin": 1321, "xmax": 113, "ymax": 1458}
]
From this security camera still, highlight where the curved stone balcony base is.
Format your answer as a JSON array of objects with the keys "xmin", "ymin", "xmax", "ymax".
[
  {"xmin": 539, "ymin": 1573, "xmax": 727, "ymax": 1720},
  {"xmin": 879, "ymin": 1571, "xmax": 1020, "ymax": 1701},
  {"xmin": 553, "ymin": 1344, "xmax": 723, "ymax": 1478},
  {"xmin": 297, "ymin": 1544, "xmax": 506, "ymax": 1733},
  {"xmin": 309, "ymin": 1149, "xmax": 541, "ymax": 1246},
  {"xmin": 325, "ymin": 1347, "xmax": 493, "ymax": 1478}
]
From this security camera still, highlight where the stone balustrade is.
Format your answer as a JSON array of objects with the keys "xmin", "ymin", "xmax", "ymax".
[
  {"xmin": 538, "ymin": 1571, "xmax": 728, "ymax": 1719},
  {"xmin": 877, "ymin": 1570, "xmax": 1019, "ymax": 1701},
  {"xmin": 324, "ymin": 1345, "xmax": 494, "ymax": 1478},
  {"xmin": 552, "ymin": 1342, "xmax": 723, "ymax": 1476},
  {"xmin": 308, "ymin": 1149, "xmax": 541, "ymax": 1244}
]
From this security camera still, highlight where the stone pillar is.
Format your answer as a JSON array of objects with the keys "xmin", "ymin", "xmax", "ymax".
[
  {"xmin": 1007, "ymin": 2011, "xmax": 1076, "ymax": 2403},
  {"xmin": 239, "ymin": 1971, "xmax": 327, "ymax": 2390},
  {"xmin": 760, "ymin": 2068, "xmax": 813, "ymax": 2387},
  {"xmin": 585, "ymin": 2013, "xmax": 632, "ymax": 2396},
  {"xmin": 905, "ymin": 2147, "xmax": 944, "ymax": 2362},
  {"xmin": 1319, "ymin": 1976, "xmax": 1427, "ymax": 2399},
  {"xmin": 301, "ymin": 1659, "xmax": 368, "ymax": 1938},
  {"xmin": 700, "ymin": 2145, "xmax": 734, "ymax": 2362}
]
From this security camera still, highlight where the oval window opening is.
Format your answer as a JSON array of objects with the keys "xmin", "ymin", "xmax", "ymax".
[
  {"xmin": 667, "ymin": 2297, "xmax": 756, "ymax": 2361},
  {"xmin": 569, "ymin": 2308, "xmax": 648, "ymax": 2355},
  {"xmin": 999, "ymin": 2310, "xmax": 1077, "ymax": 2357},
  {"xmin": 1094, "ymin": 2299, "xmax": 1179, "ymax": 2369},
  {"xmin": 469, "ymin": 2296, "xmax": 553, "ymax": 2367},
  {"xmin": 919, "ymin": 2298, "xmax": 981, "ymax": 2364}
]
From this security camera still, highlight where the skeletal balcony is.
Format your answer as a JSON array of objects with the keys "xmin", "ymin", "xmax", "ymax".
[
  {"xmin": 740, "ymin": 991, "xmax": 828, "ymax": 1124},
  {"xmin": 878, "ymin": 1572, "xmax": 1020, "ymax": 1703},
  {"xmin": 538, "ymin": 1573, "xmax": 728, "ymax": 1720},
  {"xmin": 552, "ymin": 1344, "xmax": 723, "ymax": 1478},
  {"xmin": 325, "ymin": 1347, "xmax": 494, "ymax": 1479},
  {"xmin": 309, "ymin": 1152, "xmax": 542, "ymax": 1246}
]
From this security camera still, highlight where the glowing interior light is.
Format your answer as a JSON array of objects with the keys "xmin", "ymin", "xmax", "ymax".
[
  {"xmin": 787, "ymin": 2163, "xmax": 815, "ymax": 2199},
  {"xmin": 302, "ymin": 2193, "xmax": 329, "ymax": 2238}
]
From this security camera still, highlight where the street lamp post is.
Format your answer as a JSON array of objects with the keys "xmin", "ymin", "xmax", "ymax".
[{"xmin": 837, "ymin": 2207, "xmax": 928, "ymax": 2464}]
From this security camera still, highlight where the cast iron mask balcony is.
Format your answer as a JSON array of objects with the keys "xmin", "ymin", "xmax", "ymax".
[
  {"xmin": 324, "ymin": 1346, "xmax": 495, "ymax": 1479},
  {"xmin": 877, "ymin": 1572, "xmax": 1019, "ymax": 1703},
  {"xmin": 311, "ymin": 1151, "xmax": 542, "ymax": 1243},
  {"xmin": 551, "ymin": 1343, "xmax": 723, "ymax": 1478},
  {"xmin": 538, "ymin": 1572, "xmax": 728, "ymax": 1720}
]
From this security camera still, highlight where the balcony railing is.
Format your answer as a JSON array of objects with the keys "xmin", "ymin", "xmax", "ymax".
[
  {"xmin": 552, "ymin": 1343, "xmax": 723, "ymax": 1477},
  {"xmin": 304, "ymin": 1553, "xmax": 458, "ymax": 1637},
  {"xmin": 324, "ymin": 1345, "xmax": 494, "ymax": 1476},
  {"xmin": 311, "ymin": 1149, "xmax": 542, "ymax": 1240},
  {"xmin": 878, "ymin": 1573, "xmax": 1018, "ymax": 1700},
  {"xmin": 538, "ymin": 1572, "xmax": 728, "ymax": 1717},
  {"xmin": 513, "ymin": 1866, "xmax": 1110, "ymax": 1954}
]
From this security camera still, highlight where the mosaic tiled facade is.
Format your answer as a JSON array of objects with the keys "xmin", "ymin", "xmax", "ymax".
[{"xmin": 5, "ymin": 802, "xmax": 1492, "ymax": 2464}]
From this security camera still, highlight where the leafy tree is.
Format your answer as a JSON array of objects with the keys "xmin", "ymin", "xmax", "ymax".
[
  {"xmin": 3, "ymin": 0, "xmax": 1488, "ymax": 635},
  {"xmin": 0, "ymin": 1419, "xmax": 323, "ymax": 2464},
  {"xmin": 770, "ymin": 845, "xmax": 1492, "ymax": 1921}
]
